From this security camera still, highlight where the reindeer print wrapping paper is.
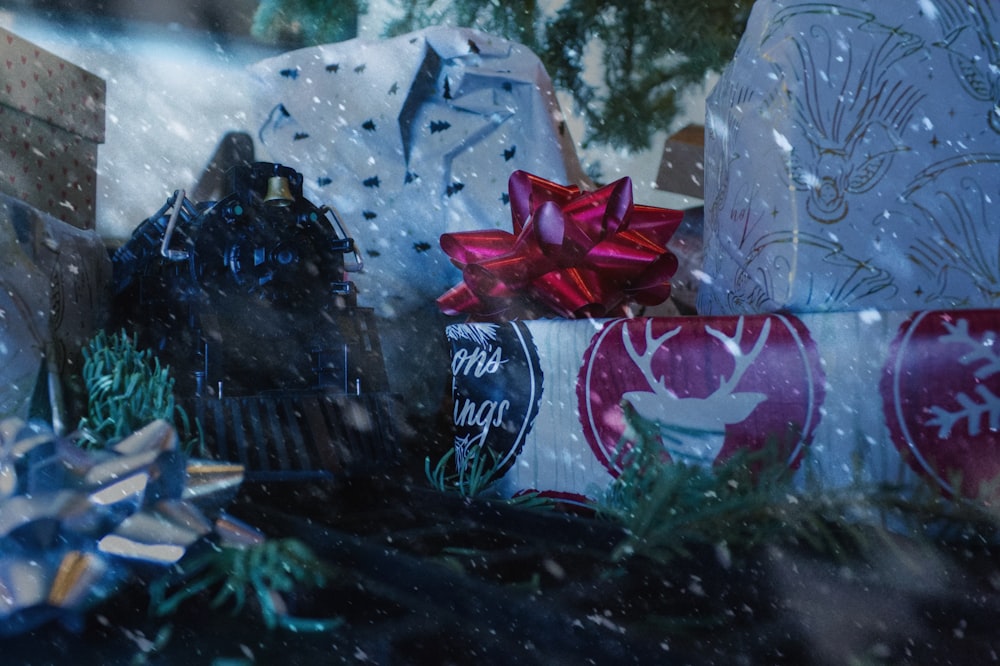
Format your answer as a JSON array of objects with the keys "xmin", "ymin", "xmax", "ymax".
[
  {"xmin": 447, "ymin": 308, "xmax": 1000, "ymax": 502},
  {"xmin": 699, "ymin": 0, "xmax": 1000, "ymax": 315}
]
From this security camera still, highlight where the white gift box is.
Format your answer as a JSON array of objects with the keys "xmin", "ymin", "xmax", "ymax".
[
  {"xmin": 0, "ymin": 193, "xmax": 111, "ymax": 419},
  {"xmin": 698, "ymin": 0, "xmax": 1000, "ymax": 315},
  {"xmin": 249, "ymin": 27, "xmax": 587, "ymax": 408},
  {"xmin": 447, "ymin": 308, "xmax": 1000, "ymax": 502}
]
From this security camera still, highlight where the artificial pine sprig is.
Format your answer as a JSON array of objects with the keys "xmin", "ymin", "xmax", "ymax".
[
  {"xmin": 603, "ymin": 401, "xmax": 1000, "ymax": 567},
  {"xmin": 425, "ymin": 440, "xmax": 500, "ymax": 498},
  {"xmin": 77, "ymin": 329, "xmax": 200, "ymax": 452},
  {"xmin": 425, "ymin": 440, "xmax": 552, "ymax": 509},
  {"xmin": 601, "ymin": 401, "xmax": 831, "ymax": 563},
  {"xmin": 149, "ymin": 537, "xmax": 342, "ymax": 633}
]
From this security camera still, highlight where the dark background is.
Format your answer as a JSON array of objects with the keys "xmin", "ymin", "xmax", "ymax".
[{"xmin": 0, "ymin": 0, "xmax": 260, "ymax": 37}]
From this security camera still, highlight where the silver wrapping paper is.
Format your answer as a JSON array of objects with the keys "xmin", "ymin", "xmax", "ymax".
[{"xmin": 0, "ymin": 418, "xmax": 244, "ymax": 637}]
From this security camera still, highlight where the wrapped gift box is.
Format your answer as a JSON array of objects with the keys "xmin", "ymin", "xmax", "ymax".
[
  {"xmin": 698, "ymin": 0, "xmax": 1000, "ymax": 315},
  {"xmin": 0, "ymin": 27, "xmax": 106, "ymax": 230},
  {"xmin": 0, "ymin": 192, "xmax": 111, "ymax": 419},
  {"xmin": 447, "ymin": 308, "xmax": 1000, "ymax": 502},
  {"xmin": 249, "ymin": 27, "xmax": 588, "ymax": 410},
  {"xmin": 0, "ymin": 418, "xmax": 245, "ymax": 637},
  {"xmin": 655, "ymin": 124, "xmax": 704, "ymax": 200}
]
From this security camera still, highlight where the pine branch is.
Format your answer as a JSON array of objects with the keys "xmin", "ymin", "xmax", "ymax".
[
  {"xmin": 602, "ymin": 404, "xmax": 1000, "ymax": 568},
  {"xmin": 541, "ymin": 0, "xmax": 755, "ymax": 150},
  {"xmin": 259, "ymin": 0, "xmax": 756, "ymax": 151},
  {"xmin": 76, "ymin": 329, "xmax": 202, "ymax": 452},
  {"xmin": 252, "ymin": 0, "xmax": 367, "ymax": 47}
]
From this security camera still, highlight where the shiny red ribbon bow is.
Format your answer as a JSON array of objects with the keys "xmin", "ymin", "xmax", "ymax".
[{"xmin": 437, "ymin": 170, "xmax": 682, "ymax": 319}]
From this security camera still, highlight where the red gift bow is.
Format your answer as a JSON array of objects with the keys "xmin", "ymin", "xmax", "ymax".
[{"xmin": 437, "ymin": 170, "xmax": 683, "ymax": 319}]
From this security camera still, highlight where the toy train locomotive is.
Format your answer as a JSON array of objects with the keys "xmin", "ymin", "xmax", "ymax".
[{"xmin": 111, "ymin": 162, "xmax": 399, "ymax": 480}]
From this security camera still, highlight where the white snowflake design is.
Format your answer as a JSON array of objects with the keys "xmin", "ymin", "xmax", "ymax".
[{"xmin": 926, "ymin": 318, "xmax": 1000, "ymax": 438}]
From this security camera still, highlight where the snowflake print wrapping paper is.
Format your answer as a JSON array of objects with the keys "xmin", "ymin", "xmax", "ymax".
[
  {"xmin": 446, "ymin": 308, "xmax": 1000, "ymax": 503},
  {"xmin": 699, "ymin": 0, "xmax": 1000, "ymax": 315},
  {"xmin": 249, "ymin": 28, "xmax": 587, "ymax": 405}
]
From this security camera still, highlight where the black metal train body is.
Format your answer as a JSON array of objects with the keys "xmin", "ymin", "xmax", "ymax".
[{"xmin": 112, "ymin": 163, "xmax": 397, "ymax": 479}]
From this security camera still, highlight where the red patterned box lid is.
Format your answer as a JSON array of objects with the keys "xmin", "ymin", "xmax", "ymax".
[
  {"xmin": 0, "ymin": 27, "xmax": 105, "ymax": 143},
  {"xmin": 0, "ymin": 105, "xmax": 98, "ymax": 228}
]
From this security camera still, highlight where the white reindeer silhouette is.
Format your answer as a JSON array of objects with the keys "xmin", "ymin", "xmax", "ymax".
[{"xmin": 621, "ymin": 317, "xmax": 771, "ymax": 465}]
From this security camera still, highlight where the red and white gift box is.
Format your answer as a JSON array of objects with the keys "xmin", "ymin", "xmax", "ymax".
[
  {"xmin": 0, "ymin": 28, "xmax": 106, "ymax": 230},
  {"xmin": 447, "ymin": 308, "xmax": 1000, "ymax": 502}
]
